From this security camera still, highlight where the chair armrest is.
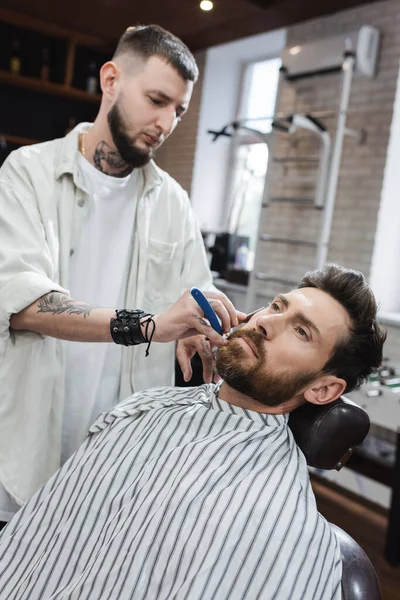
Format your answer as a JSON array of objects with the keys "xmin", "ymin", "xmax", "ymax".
[{"xmin": 330, "ymin": 523, "xmax": 382, "ymax": 600}]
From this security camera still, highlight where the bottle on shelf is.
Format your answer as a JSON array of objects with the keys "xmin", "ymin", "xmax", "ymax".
[
  {"xmin": 10, "ymin": 38, "xmax": 22, "ymax": 75},
  {"xmin": 40, "ymin": 47, "xmax": 50, "ymax": 81},
  {"xmin": 86, "ymin": 61, "xmax": 98, "ymax": 94}
]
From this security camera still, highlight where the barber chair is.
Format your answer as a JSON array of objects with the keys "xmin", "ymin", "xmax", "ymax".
[{"xmin": 289, "ymin": 397, "xmax": 382, "ymax": 600}]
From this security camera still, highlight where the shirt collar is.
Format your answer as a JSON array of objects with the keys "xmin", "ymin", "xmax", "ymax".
[
  {"xmin": 54, "ymin": 122, "xmax": 163, "ymax": 195},
  {"xmin": 211, "ymin": 381, "xmax": 289, "ymax": 427}
]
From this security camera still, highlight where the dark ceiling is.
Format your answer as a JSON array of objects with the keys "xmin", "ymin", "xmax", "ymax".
[{"xmin": 1, "ymin": 0, "xmax": 385, "ymax": 51}]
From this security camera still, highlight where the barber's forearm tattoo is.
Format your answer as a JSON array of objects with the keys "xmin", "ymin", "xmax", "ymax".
[
  {"xmin": 37, "ymin": 293, "xmax": 94, "ymax": 318},
  {"xmin": 93, "ymin": 141, "xmax": 132, "ymax": 178}
]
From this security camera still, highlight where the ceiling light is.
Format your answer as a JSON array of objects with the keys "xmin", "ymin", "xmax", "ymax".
[
  {"xmin": 200, "ymin": 0, "xmax": 213, "ymax": 11},
  {"xmin": 289, "ymin": 45, "xmax": 301, "ymax": 55}
]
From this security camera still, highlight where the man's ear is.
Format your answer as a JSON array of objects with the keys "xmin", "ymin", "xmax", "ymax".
[
  {"xmin": 100, "ymin": 61, "xmax": 120, "ymax": 98},
  {"xmin": 303, "ymin": 375, "xmax": 346, "ymax": 406}
]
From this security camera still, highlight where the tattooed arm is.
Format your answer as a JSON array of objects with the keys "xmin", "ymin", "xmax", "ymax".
[
  {"xmin": 10, "ymin": 292, "xmax": 115, "ymax": 342},
  {"xmin": 9, "ymin": 289, "xmax": 241, "ymax": 346}
]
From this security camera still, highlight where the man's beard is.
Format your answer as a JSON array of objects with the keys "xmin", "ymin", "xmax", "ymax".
[
  {"xmin": 107, "ymin": 102, "xmax": 157, "ymax": 169},
  {"xmin": 215, "ymin": 328, "xmax": 319, "ymax": 407}
]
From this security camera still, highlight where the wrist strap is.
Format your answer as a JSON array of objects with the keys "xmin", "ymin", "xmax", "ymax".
[{"xmin": 110, "ymin": 309, "xmax": 155, "ymax": 356}]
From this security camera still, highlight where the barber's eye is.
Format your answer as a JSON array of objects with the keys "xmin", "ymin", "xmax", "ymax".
[{"xmin": 150, "ymin": 97, "xmax": 163, "ymax": 106}]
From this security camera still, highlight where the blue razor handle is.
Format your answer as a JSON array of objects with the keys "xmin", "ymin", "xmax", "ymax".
[{"xmin": 190, "ymin": 288, "xmax": 223, "ymax": 335}]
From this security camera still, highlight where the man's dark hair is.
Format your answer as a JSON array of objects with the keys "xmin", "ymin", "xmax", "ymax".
[
  {"xmin": 113, "ymin": 24, "xmax": 199, "ymax": 83},
  {"xmin": 297, "ymin": 263, "xmax": 386, "ymax": 393}
]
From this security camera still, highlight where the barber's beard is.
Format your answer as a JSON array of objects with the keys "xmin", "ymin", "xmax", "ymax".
[
  {"xmin": 215, "ymin": 328, "xmax": 318, "ymax": 407},
  {"xmin": 107, "ymin": 102, "xmax": 157, "ymax": 169}
]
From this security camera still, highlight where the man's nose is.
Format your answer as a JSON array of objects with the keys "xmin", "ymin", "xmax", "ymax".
[
  {"xmin": 155, "ymin": 107, "xmax": 177, "ymax": 135},
  {"xmin": 254, "ymin": 312, "xmax": 282, "ymax": 340}
]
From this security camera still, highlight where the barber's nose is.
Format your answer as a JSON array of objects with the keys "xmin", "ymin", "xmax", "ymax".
[{"xmin": 156, "ymin": 108, "xmax": 177, "ymax": 135}]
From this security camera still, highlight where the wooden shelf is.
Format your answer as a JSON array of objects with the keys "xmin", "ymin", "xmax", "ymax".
[
  {"xmin": 3, "ymin": 134, "xmax": 39, "ymax": 147},
  {"xmin": 0, "ymin": 70, "xmax": 101, "ymax": 104},
  {"xmin": 0, "ymin": 8, "xmax": 104, "ymax": 154},
  {"xmin": 0, "ymin": 8, "xmax": 106, "ymax": 48}
]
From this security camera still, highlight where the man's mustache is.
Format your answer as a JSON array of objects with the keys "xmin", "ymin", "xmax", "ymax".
[{"xmin": 227, "ymin": 327, "xmax": 265, "ymax": 357}]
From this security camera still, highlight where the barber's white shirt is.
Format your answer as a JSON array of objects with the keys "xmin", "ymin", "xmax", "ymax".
[
  {"xmin": 0, "ymin": 489, "xmax": 18, "ymax": 523},
  {"xmin": 0, "ymin": 154, "xmax": 139, "ymax": 521},
  {"xmin": 0, "ymin": 122, "xmax": 214, "ymax": 508},
  {"xmin": 62, "ymin": 153, "xmax": 139, "ymax": 463}
]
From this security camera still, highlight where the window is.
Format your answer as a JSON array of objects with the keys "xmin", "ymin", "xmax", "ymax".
[
  {"xmin": 226, "ymin": 58, "xmax": 281, "ymax": 262},
  {"xmin": 240, "ymin": 58, "xmax": 281, "ymax": 134},
  {"xmin": 370, "ymin": 63, "xmax": 400, "ymax": 321}
]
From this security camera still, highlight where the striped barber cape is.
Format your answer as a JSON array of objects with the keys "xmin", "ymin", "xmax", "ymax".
[{"xmin": 0, "ymin": 383, "xmax": 342, "ymax": 600}]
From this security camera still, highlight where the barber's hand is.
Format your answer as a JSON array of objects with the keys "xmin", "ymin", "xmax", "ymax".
[
  {"xmin": 176, "ymin": 336, "xmax": 222, "ymax": 384},
  {"xmin": 152, "ymin": 288, "xmax": 245, "ymax": 346}
]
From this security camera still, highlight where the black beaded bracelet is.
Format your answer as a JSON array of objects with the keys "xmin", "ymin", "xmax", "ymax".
[{"xmin": 110, "ymin": 309, "xmax": 156, "ymax": 356}]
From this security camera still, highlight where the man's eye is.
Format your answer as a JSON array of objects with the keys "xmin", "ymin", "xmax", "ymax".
[
  {"xmin": 296, "ymin": 326, "xmax": 308, "ymax": 340},
  {"xmin": 270, "ymin": 302, "xmax": 280, "ymax": 311},
  {"xmin": 150, "ymin": 97, "xmax": 163, "ymax": 106}
]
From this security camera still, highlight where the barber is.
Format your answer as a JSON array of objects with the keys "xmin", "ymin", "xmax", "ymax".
[{"xmin": 0, "ymin": 24, "xmax": 230, "ymax": 523}]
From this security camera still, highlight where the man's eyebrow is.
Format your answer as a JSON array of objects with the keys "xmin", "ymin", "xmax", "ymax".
[
  {"xmin": 276, "ymin": 294, "xmax": 289, "ymax": 308},
  {"xmin": 151, "ymin": 90, "xmax": 187, "ymax": 114},
  {"xmin": 275, "ymin": 294, "xmax": 321, "ymax": 341}
]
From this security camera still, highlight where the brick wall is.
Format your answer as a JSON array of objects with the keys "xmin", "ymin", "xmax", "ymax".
[
  {"xmin": 253, "ymin": 0, "xmax": 400, "ymax": 302},
  {"xmin": 154, "ymin": 51, "xmax": 206, "ymax": 194}
]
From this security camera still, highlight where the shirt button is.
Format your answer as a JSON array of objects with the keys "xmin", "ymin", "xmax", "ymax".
[
  {"xmin": 78, "ymin": 198, "xmax": 85, "ymax": 207},
  {"xmin": 70, "ymin": 249, "xmax": 75, "ymax": 257}
]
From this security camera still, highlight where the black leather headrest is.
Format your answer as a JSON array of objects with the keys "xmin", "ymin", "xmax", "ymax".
[{"xmin": 288, "ymin": 397, "xmax": 370, "ymax": 470}]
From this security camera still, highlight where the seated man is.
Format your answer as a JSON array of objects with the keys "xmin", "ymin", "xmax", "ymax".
[{"xmin": 0, "ymin": 263, "xmax": 385, "ymax": 600}]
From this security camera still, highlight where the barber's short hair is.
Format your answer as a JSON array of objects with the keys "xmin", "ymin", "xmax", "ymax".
[
  {"xmin": 113, "ymin": 24, "xmax": 199, "ymax": 82},
  {"xmin": 297, "ymin": 263, "xmax": 386, "ymax": 393}
]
